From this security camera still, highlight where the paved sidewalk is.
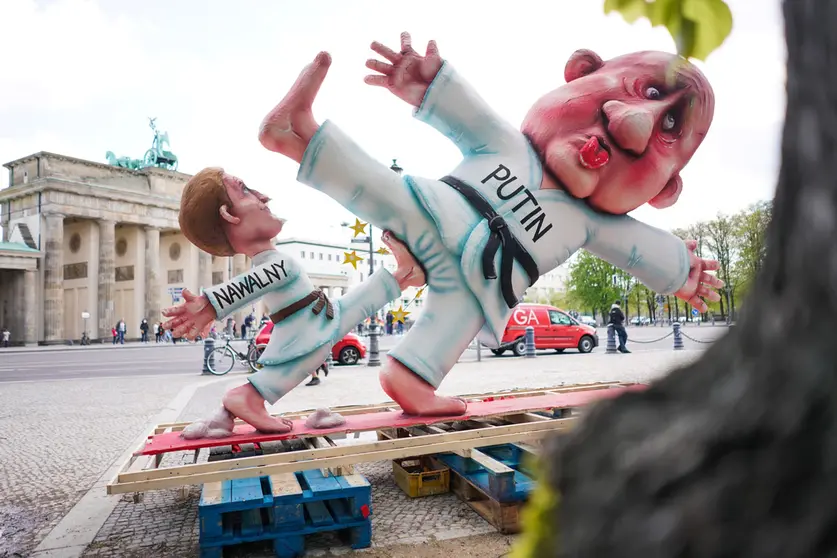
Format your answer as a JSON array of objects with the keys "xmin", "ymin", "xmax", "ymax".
[{"xmin": 77, "ymin": 348, "xmax": 705, "ymax": 557}]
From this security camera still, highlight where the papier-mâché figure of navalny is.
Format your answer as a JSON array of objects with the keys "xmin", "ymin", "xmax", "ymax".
[
  {"xmin": 257, "ymin": 33, "xmax": 725, "ymax": 417},
  {"xmin": 161, "ymin": 168, "xmax": 425, "ymax": 436}
]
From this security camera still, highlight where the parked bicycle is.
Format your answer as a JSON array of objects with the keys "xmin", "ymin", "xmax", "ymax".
[{"xmin": 205, "ymin": 334, "xmax": 267, "ymax": 376}]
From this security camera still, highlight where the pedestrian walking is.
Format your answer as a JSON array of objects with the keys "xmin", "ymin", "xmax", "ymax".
[
  {"xmin": 1, "ymin": 326, "xmax": 10, "ymax": 348},
  {"xmin": 306, "ymin": 359, "xmax": 329, "ymax": 386},
  {"xmin": 140, "ymin": 319, "xmax": 149, "ymax": 343},
  {"xmin": 116, "ymin": 319, "xmax": 126, "ymax": 344},
  {"xmin": 609, "ymin": 301, "xmax": 630, "ymax": 353}
]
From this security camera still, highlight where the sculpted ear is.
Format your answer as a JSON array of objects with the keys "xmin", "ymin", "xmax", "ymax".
[
  {"xmin": 219, "ymin": 204, "xmax": 241, "ymax": 225},
  {"xmin": 649, "ymin": 175, "xmax": 683, "ymax": 209},
  {"xmin": 564, "ymin": 49, "xmax": 604, "ymax": 82}
]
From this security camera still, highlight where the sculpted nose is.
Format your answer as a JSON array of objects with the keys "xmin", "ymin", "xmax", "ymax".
[{"xmin": 603, "ymin": 100, "xmax": 655, "ymax": 155}]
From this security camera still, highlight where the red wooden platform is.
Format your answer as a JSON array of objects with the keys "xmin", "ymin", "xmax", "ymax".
[{"xmin": 138, "ymin": 385, "xmax": 646, "ymax": 456}]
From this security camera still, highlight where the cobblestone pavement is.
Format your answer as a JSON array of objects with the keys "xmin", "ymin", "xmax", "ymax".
[
  {"xmin": 0, "ymin": 375, "xmax": 199, "ymax": 557},
  {"xmin": 82, "ymin": 344, "xmax": 711, "ymax": 557}
]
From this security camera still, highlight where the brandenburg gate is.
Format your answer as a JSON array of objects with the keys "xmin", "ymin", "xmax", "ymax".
[{"xmin": 0, "ymin": 122, "xmax": 257, "ymax": 345}]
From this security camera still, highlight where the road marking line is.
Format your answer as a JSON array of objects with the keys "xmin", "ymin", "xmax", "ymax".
[
  {"xmin": 0, "ymin": 373, "xmax": 204, "ymax": 385},
  {"xmin": 30, "ymin": 375, "xmax": 231, "ymax": 557}
]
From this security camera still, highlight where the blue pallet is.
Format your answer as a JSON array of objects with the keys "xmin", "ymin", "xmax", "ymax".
[
  {"xmin": 198, "ymin": 469, "xmax": 372, "ymax": 558},
  {"xmin": 434, "ymin": 443, "xmax": 537, "ymax": 503}
]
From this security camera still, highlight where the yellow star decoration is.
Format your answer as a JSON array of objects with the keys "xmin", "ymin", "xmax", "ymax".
[
  {"xmin": 414, "ymin": 286, "xmax": 426, "ymax": 299},
  {"xmin": 391, "ymin": 305, "xmax": 410, "ymax": 324},
  {"xmin": 375, "ymin": 247, "xmax": 391, "ymax": 255},
  {"xmin": 349, "ymin": 218, "xmax": 368, "ymax": 238},
  {"xmin": 342, "ymin": 251, "xmax": 364, "ymax": 270}
]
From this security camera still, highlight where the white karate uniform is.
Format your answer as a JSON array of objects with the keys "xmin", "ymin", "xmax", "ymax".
[
  {"xmin": 204, "ymin": 249, "xmax": 400, "ymax": 403},
  {"xmin": 296, "ymin": 62, "xmax": 689, "ymax": 389}
]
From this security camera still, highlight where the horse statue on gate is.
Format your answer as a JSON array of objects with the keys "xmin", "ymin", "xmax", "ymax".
[{"xmin": 143, "ymin": 117, "xmax": 179, "ymax": 171}]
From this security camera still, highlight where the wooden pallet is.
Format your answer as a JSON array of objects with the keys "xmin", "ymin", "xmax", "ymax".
[
  {"xmin": 199, "ymin": 469, "xmax": 372, "ymax": 558},
  {"xmin": 107, "ymin": 383, "xmax": 643, "ymax": 496}
]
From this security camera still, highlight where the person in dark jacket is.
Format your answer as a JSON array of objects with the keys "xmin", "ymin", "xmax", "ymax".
[{"xmin": 609, "ymin": 301, "xmax": 630, "ymax": 353}]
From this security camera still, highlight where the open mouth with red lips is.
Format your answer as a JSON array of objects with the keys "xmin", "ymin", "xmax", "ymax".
[{"xmin": 579, "ymin": 135, "xmax": 611, "ymax": 169}]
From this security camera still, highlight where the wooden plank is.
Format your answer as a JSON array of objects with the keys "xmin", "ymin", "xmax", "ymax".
[
  {"xmin": 119, "ymin": 418, "xmax": 568, "ymax": 484},
  {"xmin": 269, "ymin": 473, "xmax": 303, "ymax": 498},
  {"xmin": 108, "ymin": 420, "xmax": 571, "ymax": 494},
  {"xmin": 413, "ymin": 426, "xmax": 471, "ymax": 458},
  {"xmin": 138, "ymin": 388, "xmax": 629, "ymax": 456},
  {"xmin": 199, "ymin": 481, "xmax": 226, "ymax": 506},
  {"xmin": 230, "ymin": 477, "xmax": 263, "ymax": 504},
  {"xmin": 503, "ymin": 413, "xmax": 552, "ymax": 423},
  {"xmin": 470, "ymin": 450, "xmax": 515, "ymax": 475},
  {"xmin": 152, "ymin": 382, "xmax": 635, "ymax": 431}
]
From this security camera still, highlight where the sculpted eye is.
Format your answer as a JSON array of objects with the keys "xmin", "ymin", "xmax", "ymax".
[
  {"xmin": 645, "ymin": 86, "xmax": 662, "ymax": 100},
  {"xmin": 662, "ymin": 112, "xmax": 676, "ymax": 131}
]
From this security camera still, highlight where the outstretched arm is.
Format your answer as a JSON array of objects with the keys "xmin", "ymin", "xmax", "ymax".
[
  {"xmin": 583, "ymin": 213, "xmax": 723, "ymax": 312},
  {"xmin": 203, "ymin": 257, "xmax": 299, "ymax": 320},
  {"xmin": 162, "ymin": 256, "xmax": 301, "ymax": 339},
  {"xmin": 365, "ymin": 32, "xmax": 519, "ymax": 156}
]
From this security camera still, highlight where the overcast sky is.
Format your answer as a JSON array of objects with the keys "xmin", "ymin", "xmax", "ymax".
[{"xmin": 0, "ymin": 0, "xmax": 785, "ymax": 243}]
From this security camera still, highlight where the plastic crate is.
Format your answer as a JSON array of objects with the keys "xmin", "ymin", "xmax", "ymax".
[{"xmin": 392, "ymin": 456, "xmax": 450, "ymax": 498}]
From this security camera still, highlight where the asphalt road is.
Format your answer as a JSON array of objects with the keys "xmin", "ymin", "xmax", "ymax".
[{"xmin": 0, "ymin": 325, "xmax": 729, "ymax": 383}]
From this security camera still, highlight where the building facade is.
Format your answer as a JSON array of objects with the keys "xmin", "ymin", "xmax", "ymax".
[
  {"xmin": 524, "ymin": 264, "xmax": 570, "ymax": 303},
  {"xmin": 0, "ymin": 152, "xmax": 258, "ymax": 345}
]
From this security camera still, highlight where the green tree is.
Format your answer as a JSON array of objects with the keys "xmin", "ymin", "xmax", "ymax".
[
  {"xmin": 566, "ymin": 250, "xmax": 622, "ymax": 320},
  {"xmin": 704, "ymin": 213, "xmax": 738, "ymax": 321},
  {"xmin": 733, "ymin": 200, "xmax": 773, "ymax": 297}
]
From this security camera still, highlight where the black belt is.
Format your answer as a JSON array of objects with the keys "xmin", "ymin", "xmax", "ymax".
[{"xmin": 439, "ymin": 175, "xmax": 540, "ymax": 308}]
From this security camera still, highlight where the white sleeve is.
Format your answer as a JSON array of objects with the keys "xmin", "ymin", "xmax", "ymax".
[
  {"xmin": 414, "ymin": 61, "xmax": 521, "ymax": 157},
  {"xmin": 583, "ymin": 213, "xmax": 690, "ymax": 295},
  {"xmin": 203, "ymin": 258, "xmax": 300, "ymax": 320}
]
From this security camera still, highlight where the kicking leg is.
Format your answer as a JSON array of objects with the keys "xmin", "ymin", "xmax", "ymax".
[{"xmin": 258, "ymin": 52, "xmax": 331, "ymax": 163}]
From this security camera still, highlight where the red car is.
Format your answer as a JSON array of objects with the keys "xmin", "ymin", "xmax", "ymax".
[
  {"xmin": 254, "ymin": 322, "xmax": 367, "ymax": 365},
  {"xmin": 492, "ymin": 303, "xmax": 599, "ymax": 356}
]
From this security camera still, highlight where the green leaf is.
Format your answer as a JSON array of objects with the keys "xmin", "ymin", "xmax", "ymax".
[
  {"xmin": 604, "ymin": 0, "xmax": 733, "ymax": 61},
  {"xmin": 604, "ymin": 0, "xmax": 650, "ymax": 24},
  {"xmin": 681, "ymin": 0, "xmax": 733, "ymax": 60}
]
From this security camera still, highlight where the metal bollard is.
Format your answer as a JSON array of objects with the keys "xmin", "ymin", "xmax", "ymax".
[
  {"xmin": 525, "ymin": 326, "xmax": 536, "ymax": 358},
  {"xmin": 606, "ymin": 324, "xmax": 618, "ymax": 354},
  {"xmin": 202, "ymin": 337, "xmax": 215, "ymax": 374},
  {"xmin": 672, "ymin": 322, "xmax": 684, "ymax": 350},
  {"xmin": 367, "ymin": 323, "xmax": 381, "ymax": 367}
]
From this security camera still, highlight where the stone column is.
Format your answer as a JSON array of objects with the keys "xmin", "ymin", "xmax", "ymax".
[
  {"xmin": 198, "ymin": 251, "xmax": 212, "ymax": 293},
  {"xmin": 96, "ymin": 219, "xmax": 116, "ymax": 339},
  {"xmin": 42, "ymin": 212, "xmax": 65, "ymax": 343},
  {"xmin": 23, "ymin": 269, "xmax": 37, "ymax": 345},
  {"xmin": 144, "ymin": 227, "xmax": 162, "ymax": 321}
]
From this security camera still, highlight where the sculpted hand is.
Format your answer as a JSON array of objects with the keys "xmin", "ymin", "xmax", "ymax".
[
  {"xmin": 673, "ymin": 240, "xmax": 724, "ymax": 313},
  {"xmin": 382, "ymin": 230, "xmax": 426, "ymax": 289},
  {"xmin": 161, "ymin": 289, "xmax": 217, "ymax": 340},
  {"xmin": 364, "ymin": 32, "xmax": 443, "ymax": 108}
]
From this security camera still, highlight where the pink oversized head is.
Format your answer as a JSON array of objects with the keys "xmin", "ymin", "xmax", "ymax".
[{"xmin": 521, "ymin": 50, "xmax": 715, "ymax": 214}]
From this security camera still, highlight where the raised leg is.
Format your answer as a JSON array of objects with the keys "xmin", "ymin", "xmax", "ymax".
[{"xmin": 258, "ymin": 51, "xmax": 332, "ymax": 163}]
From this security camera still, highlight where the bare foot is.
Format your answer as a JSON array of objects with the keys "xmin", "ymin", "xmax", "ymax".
[
  {"xmin": 305, "ymin": 408, "xmax": 346, "ymax": 429},
  {"xmin": 180, "ymin": 407, "xmax": 236, "ymax": 440},
  {"xmin": 379, "ymin": 358, "xmax": 466, "ymax": 416},
  {"xmin": 258, "ymin": 51, "xmax": 332, "ymax": 163},
  {"xmin": 382, "ymin": 230, "xmax": 426, "ymax": 289},
  {"xmin": 222, "ymin": 383, "xmax": 294, "ymax": 433}
]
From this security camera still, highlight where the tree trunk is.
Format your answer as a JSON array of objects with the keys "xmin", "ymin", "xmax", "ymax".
[{"xmin": 544, "ymin": 2, "xmax": 837, "ymax": 556}]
